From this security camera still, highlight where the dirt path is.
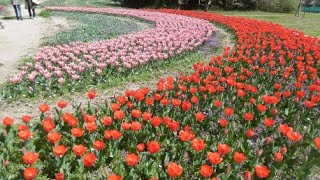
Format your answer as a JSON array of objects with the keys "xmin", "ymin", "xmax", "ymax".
[{"xmin": 0, "ymin": 3, "xmax": 72, "ymax": 84}]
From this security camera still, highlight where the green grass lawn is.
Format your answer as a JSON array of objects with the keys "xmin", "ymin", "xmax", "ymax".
[
  {"xmin": 42, "ymin": 0, "xmax": 120, "ymax": 7},
  {"xmin": 0, "ymin": 0, "xmax": 7, "ymax": 6},
  {"xmin": 210, "ymin": 10, "xmax": 320, "ymax": 38},
  {"xmin": 42, "ymin": 11, "xmax": 151, "ymax": 46}
]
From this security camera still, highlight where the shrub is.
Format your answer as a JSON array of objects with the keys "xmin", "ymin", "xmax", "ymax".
[{"xmin": 256, "ymin": 0, "xmax": 299, "ymax": 12}]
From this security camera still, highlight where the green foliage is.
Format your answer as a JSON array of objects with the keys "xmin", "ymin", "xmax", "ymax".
[
  {"xmin": 87, "ymin": 0, "xmax": 121, "ymax": 7},
  {"xmin": 42, "ymin": 0, "xmax": 87, "ymax": 6},
  {"xmin": 38, "ymin": 10, "xmax": 51, "ymax": 18},
  {"xmin": 0, "ymin": 0, "xmax": 8, "ymax": 6},
  {"xmin": 42, "ymin": 11, "xmax": 151, "ymax": 46},
  {"xmin": 256, "ymin": 0, "xmax": 299, "ymax": 13},
  {"xmin": 42, "ymin": 0, "xmax": 119, "ymax": 7}
]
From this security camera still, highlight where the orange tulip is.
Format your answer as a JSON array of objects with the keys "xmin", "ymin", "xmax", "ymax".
[
  {"xmin": 42, "ymin": 117, "xmax": 55, "ymax": 133},
  {"xmin": 131, "ymin": 109, "xmax": 141, "ymax": 118},
  {"xmin": 200, "ymin": 164, "xmax": 213, "ymax": 178},
  {"xmin": 93, "ymin": 140, "xmax": 105, "ymax": 151},
  {"xmin": 147, "ymin": 141, "xmax": 160, "ymax": 154},
  {"xmin": 274, "ymin": 152, "xmax": 283, "ymax": 162},
  {"xmin": 55, "ymin": 173, "xmax": 64, "ymax": 180},
  {"xmin": 57, "ymin": 100, "xmax": 68, "ymax": 109},
  {"xmin": 83, "ymin": 153, "xmax": 96, "ymax": 167},
  {"xmin": 181, "ymin": 101, "xmax": 192, "ymax": 111},
  {"xmin": 2, "ymin": 116, "xmax": 14, "ymax": 127},
  {"xmin": 246, "ymin": 129, "xmax": 254, "ymax": 138},
  {"xmin": 264, "ymin": 118, "xmax": 275, "ymax": 127},
  {"xmin": 142, "ymin": 112, "xmax": 152, "ymax": 121},
  {"xmin": 53, "ymin": 145, "xmax": 67, "ymax": 157},
  {"xmin": 136, "ymin": 143, "xmax": 145, "ymax": 152},
  {"xmin": 131, "ymin": 122, "xmax": 142, "ymax": 131},
  {"xmin": 107, "ymin": 174, "xmax": 122, "ymax": 180},
  {"xmin": 117, "ymin": 96, "xmax": 127, "ymax": 104},
  {"xmin": 114, "ymin": 110, "xmax": 125, "ymax": 121},
  {"xmin": 286, "ymin": 131, "xmax": 302, "ymax": 142},
  {"xmin": 18, "ymin": 129, "xmax": 32, "ymax": 141},
  {"xmin": 22, "ymin": 152, "xmax": 39, "ymax": 165},
  {"xmin": 192, "ymin": 138, "xmax": 206, "ymax": 151},
  {"xmin": 87, "ymin": 90, "xmax": 96, "ymax": 99},
  {"xmin": 218, "ymin": 118, "xmax": 228, "ymax": 127},
  {"xmin": 47, "ymin": 131, "xmax": 61, "ymax": 144},
  {"xmin": 315, "ymin": 137, "xmax": 320, "ymax": 149},
  {"xmin": 39, "ymin": 103, "xmax": 50, "ymax": 113},
  {"xmin": 224, "ymin": 107, "xmax": 234, "ymax": 116},
  {"xmin": 125, "ymin": 153, "xmax": 139, "ymax": 166},
  {"xmin": 217, "ymin": 143, "xmax": 231, "ymax": 155},
  {"xmin": 233, "ymin": 152, "xmax": 246, "ymax": 163},
  {"xmin": 71, "ymin": 127, "xmax": 84, "ymax": 138},
  {"xmin": 24, "ymin": 167, "xmax": 37, "ymax": 180},
  {"xmin": 85, "ymin": 122, "xmax": 97, "ymax": 132},
  {"xmin": 255, "ymin": 165, "xmax": 270, "ymax": 178},
  {"xmin": 207, "ymin": 152, "xmax": 223, "ymax": 165},
  {"xmin": 167, "ymin": 162, "xmax": 183, "ymax": 178},
  {"xmin": 101, "ymin": 116, "xmax": 113, "ymax": 126},
  {"xmin": 243, "ymin": 112, "xmax": 254, "ymax": 121},
  {"xmin": 22, "ymin": 115, "xmax": 32, "ymax": 123},
  {"xmin": 151, "ymin": 116, "xmax": 162, "ymax": 127},
  {"xmin": 73, "ymin": 145, "xmax": 87, "ymax": 156},
  {"xmin": 121, "ymin": 122, "xmax": 131, "ymax": 130},
  {"xmin": 195, "ymin": 112, "xmax": 205, "ymax": 122}
]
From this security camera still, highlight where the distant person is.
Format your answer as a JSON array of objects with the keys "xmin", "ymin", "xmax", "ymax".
[
  {"xmin": 0, "ymin": 6, "xmax": 4, "ymax": 28},
  {"xmin": 25, "ymin": 0, "xmax": 37, "ymax": 19},
  {"xmin": 11, "ymin": 0, "xmax": 23, "ymax": 20}
]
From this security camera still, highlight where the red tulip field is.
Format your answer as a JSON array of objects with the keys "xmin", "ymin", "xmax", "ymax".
[{"xmin": 0, "ymin": 5, "xmax": 319, "ymax": 180}]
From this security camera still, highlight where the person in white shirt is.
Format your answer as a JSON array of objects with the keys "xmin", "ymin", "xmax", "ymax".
[{"xmin": 11, "ymin": 0, "xmax": 23, "ymax": 20}]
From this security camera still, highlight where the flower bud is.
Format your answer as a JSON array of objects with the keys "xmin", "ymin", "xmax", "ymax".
[
  {"xmin": 280, "ymin": 146, "xmax": 287, "ymax": 154},
  {"xmin": 265, "ymin": 137, "xmax": 272, "ymax": 145},
  {"xmin": 4, "ymin": 160, "xmax": 9, "ymax": 166},
  {"xmin": 272, "ymin": 108, "xmax": 278, "ymax": 115},
  {"xmin": 224, "ymin": 129, "xmax": 228, "ymax": 135},
  {"xmin": 274, "ymin": 152, "xmax": 283, "ymax": 162},
  {"xmin": 244, "ymin": 171, "xmax": 252, "ymax": 180}
]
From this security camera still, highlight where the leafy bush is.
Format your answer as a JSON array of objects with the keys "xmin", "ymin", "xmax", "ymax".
[{"xmin": 256, "ymin": 0, "xmax": 299, "ymax": 12}]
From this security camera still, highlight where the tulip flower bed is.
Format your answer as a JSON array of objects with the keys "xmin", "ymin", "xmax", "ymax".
[
  {"xmin": 4, "ymin": 7, "xmax": 215, "ymax": 98},
  {"xmin": 0, "ymin": 8, "xmax": 320, "ymax": 180}
]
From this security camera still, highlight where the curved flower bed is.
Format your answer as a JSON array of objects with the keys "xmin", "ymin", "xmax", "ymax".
[
  {"xmin": 0, "ymin": 9, "xmax": 319, "ymax": 180},
  {"xmin": 8, "ymin": 7, "xmax": 215, "ymax": 95}
]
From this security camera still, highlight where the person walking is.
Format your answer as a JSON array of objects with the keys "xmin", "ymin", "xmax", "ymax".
[
  {"xmin": 11, "ymin": 0, "xmax": 23, "ymax": 20},
  {"xmin": 25, "ymin": 0, "xmax": 36, "ymax": 19},
  {"xmin": 0, "ymin": 6, "xmax": 5, "ymax": 28}
]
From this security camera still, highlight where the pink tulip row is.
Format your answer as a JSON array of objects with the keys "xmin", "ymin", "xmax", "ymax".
[{"xmin": 9, "ymin": 7, "xmax": 216, "ymax": 85}]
